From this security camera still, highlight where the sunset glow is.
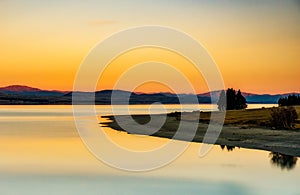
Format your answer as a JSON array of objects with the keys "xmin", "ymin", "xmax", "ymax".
[{"xmin": 1, "ymin": 0, "xmax": 299, "ymax": 94}]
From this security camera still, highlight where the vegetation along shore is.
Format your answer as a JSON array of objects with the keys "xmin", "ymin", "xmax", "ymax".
[{"xmin": 102, "ymin": 90, "xmax": 300, "ymax": 157}]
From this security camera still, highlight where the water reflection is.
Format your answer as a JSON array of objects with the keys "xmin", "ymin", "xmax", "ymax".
[
  {"xmin": 269, "ymin": 152, "xmax": 298, "ymax": 170},
  {"xmin": 220, "ymin": 145, "xmax": 238, "ymax": 152},
  {"xmin": 219, "ymin": 145, "xmax": 298, "ymax": 171}
]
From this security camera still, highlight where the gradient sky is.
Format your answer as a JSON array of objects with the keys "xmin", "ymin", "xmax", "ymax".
[{"xmin": 1, "ymin": 0, "xmax": 300, "ymax": 94}]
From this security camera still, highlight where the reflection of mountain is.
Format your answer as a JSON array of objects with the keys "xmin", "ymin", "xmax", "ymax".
[
  {"xmin": 269, "ymin": 152, "xmax": 298, "ymax": 170},
  {"xmin": 0, "ymin": 85, "xmax": 299, "ymax": 104},
  {"xmin": 220, "ymin": 145, "xmax": 236, "ymax": 152}
]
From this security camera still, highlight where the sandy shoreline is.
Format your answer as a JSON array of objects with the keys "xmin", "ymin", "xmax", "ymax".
[{"xmin": 101, "ymin": 113, "xmax": 300, "ymax": 157}]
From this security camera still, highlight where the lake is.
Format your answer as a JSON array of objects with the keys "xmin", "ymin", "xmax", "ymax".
[{"xmin": 0, "ymin": 104, "xmax": 299, "ymax": 195}]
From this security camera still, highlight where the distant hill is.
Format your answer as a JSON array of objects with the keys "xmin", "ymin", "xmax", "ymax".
[
  {"xmin": 244, "ymin": 93, "xmax": 300, "ymax": 104},
  {"xmin": 198, "ymin": 90, "xmax": 300, "ymax": 104},
  {"xmin": 0, "ymin": 85, "xmax": 67, "ymax": 97},
  {"xmin": 0, "ymin": 85, "xmax": 42, "ymax": 92},
  {"xmin": 0, "ymin": 85, "xmax": 299, "ymax": 105},
  {"xmin": 69, "ymin": 90, "xmax": 211, "ymax": 104}
]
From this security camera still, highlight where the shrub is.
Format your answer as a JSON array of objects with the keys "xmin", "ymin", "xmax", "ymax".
[{"xmin": 269, "ymin": 106, "xmax": 298, "ymax": 129}]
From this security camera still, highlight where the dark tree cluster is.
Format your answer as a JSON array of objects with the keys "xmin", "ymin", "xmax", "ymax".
[
  {"xmin": 269, "ymin": 106, "xmax": 298, "ymax": 129},
  {"xmin": 217, "ymin": 88, "xmax": 247, "ymax": 111},
  {"xmin": 278, "ymin": 94, "xmax": 300, "ymax": 107}
]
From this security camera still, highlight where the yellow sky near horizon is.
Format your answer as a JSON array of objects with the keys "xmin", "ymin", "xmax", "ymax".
[
  {"xmin": 97, "ymin": 47, "xmax": 208, "ymax": 94},
  {"xmin": 0, "ymin": 0, "xmax": 300, "ymax": 94}
]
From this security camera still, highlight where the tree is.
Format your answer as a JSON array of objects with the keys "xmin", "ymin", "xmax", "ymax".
[
  {"xmin": 226, "ymin": 88, "xmax": 236, "ymax": 110},
  {"xmin": 278, "ymin": 95, "xmax": 300, "ymax": 106},
  {"xmin": 236, "ymin": 90, "xmax": 247, "ymax": 109},
  {"xmin": 217, "ymin": 88, "xmax": 247, "ymax": 110},
  {"xmin": 217, "ymin": 90, "xmax": 226, "ymax": 111}
]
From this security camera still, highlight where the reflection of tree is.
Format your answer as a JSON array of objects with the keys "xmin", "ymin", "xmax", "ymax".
[
  {"xmin": 220, "ymin": 145, "xmax": 236, "ymax": 152},
  {"xmin": 269, "ymin": 152, "xmax": 298, "ymax": 170},
  {"xmin": 220, "ymin": 145, "xmax": 225, "ymax": 150}
]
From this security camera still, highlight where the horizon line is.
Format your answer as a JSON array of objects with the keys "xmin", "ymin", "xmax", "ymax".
[{"xmin": 1, "ymin": 84, "xmax": 300, "ymax": 96}]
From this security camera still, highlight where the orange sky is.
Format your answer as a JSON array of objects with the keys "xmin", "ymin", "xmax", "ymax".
[
  {"xmin": 97, "ymin": 48, "xmax": 208, "ymax": 94},
  {"xmin": 0, "ymin": 1, "xmax": 299, "ymax": 94}
]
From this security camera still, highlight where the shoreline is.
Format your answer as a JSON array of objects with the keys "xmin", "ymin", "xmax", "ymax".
[{"xmin": 101, "ymin": 109, "xmax": 300, "ymax": 157}]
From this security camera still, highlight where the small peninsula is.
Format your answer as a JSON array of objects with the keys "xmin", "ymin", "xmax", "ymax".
[{"xmin": 101, "ymin": 106, "xmax": 300, "ymax": 157}]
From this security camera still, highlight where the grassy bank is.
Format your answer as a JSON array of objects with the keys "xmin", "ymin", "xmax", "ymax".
[
  {"xmin": 101, "ymin": 106, "xmax": 300, "ymax": 156},
  {"xmin": 173, "ymin": 106, "xmax": 300, "ymax": 129}
]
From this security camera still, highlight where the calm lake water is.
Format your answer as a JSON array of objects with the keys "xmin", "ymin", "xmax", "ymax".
[{"xmin": 0, "ymin": 104, "xmax": 299, "ymax": 195}]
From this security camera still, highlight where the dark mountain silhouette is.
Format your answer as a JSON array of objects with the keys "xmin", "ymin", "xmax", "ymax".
[
  {"xmin": 245, "ymin": 93, "xmax": 300, "ymax": 104},
  {"xmin": 68, "ymin": 90, "xmax": 211, "ymax": 105},
  {"xmin": 199, "ymin": 90, "xmax": 300, "ymax": 104},
  {"xmin": 0, "ymin": 85, "xmax": 66, "ymax": 97},
  {"xmin": 0, "ymin": 85, "xmax": 42, "ymax": 92},
  {"xmin": 0, "ymin": 85, "xmax": 299, "ymax": 105}
]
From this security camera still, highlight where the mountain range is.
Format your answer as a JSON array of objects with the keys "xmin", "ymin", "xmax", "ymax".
[{"xmin": 0, "ymin": 85, "xmax": 299, "ymax": 105}]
